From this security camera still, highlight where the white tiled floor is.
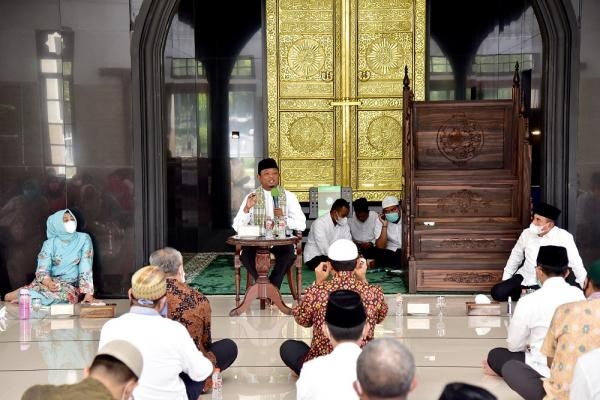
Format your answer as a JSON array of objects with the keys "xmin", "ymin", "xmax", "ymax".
[{"xmin": 0, "ymin": 295, "xmax": 522, "ymax": 400}]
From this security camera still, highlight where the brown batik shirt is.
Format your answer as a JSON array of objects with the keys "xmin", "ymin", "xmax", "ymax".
[
  {"xmin": 165, "ymin": 278, "xmax": 217, "ymax": 367},
  {"xmin": 293, "ymin": 271, "xmax": 388, "ymax": 364}
]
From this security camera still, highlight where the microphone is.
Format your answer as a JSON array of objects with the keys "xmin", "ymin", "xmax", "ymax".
[{"xmin": 271, "ymin": 187, "xmax": 280, "ymax": 208}]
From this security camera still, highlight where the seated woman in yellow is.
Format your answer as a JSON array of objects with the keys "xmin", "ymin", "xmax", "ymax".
[{"xmin": 4, "ymin": 209, "xmax": 95, "ymax": 305}]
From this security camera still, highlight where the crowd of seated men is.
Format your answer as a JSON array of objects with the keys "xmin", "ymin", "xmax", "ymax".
[{"xmin": 10, "ymin": 158, "xmax": 600, "ymax": 399}]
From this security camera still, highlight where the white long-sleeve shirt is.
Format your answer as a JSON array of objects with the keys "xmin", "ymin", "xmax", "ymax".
[
  {"xmin": 348, "ymin": 211, "xmax": 378, "ymax": 244},
  {"xmin": 232, "ymin": 189, "xmax": 306, "ymax": 232},
  {"xmin": 502, "ymin": 226, "xmax": 586, "ymax": 287},
  {"xmin": 507, "ymin": 277, "xmax": 585, "ymax": 377},
  {"xmin": 570, "ymin": 348, "xmax": 600, "ymax": 400},
  {"xmin": 296, "ymin": 342, "xmax": 361, "ymax": 400},
  {"xmin": 374, "ymin": 218, "xmax": 402, "ymax": 251},
  {"xmin": 303, "ymin": 212, "xmax": 351, "ymax": 263},
  {"xmin": 99, "ymin": 307, "xmax": 214, "ymax": 400}
]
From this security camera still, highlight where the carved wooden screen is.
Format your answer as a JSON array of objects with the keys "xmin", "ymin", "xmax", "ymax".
[
  {"xmin": 402, "ymin": 68, "xmax": 531, "ymax": 293},
  {"xmin": 265, "ymin": 0, "xmax": 426, "ymax": 201}
]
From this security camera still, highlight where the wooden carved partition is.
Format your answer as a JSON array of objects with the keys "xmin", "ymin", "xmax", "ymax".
[{"xmin": 402, "ymin": 65, "xmax": 531, "ymax": 293}]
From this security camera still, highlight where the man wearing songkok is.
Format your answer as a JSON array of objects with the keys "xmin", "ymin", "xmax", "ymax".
[
  {"xmin": 373, "ymin": 195, "xmax": 403, "ymax": 268},
  {"xmin": 348, "ymin": 197, "xmax": 378, "ymax": 259},
  {"xmin": 354, "ymin": 338, "xmax": 417, "ymax": 400},
  {"xmin": 99, "ymin": 266, "xmax": 213, "ymax": 400},
  {"xmin": 491, "ymin": 202, "xmax": 586, "ymax": 301},
  {"xmin": 483, "ymin": 245, "xmax": 585, "ymax": 397},
  {"xmin": 497, "ymin": 259, "xmax": 600, "ymax": 400},
  {"xmin": 150, "ymin": 247, "xmax": 238, "ymax": 383},
  {"xmin": 280, "ymin": 239, "xmax": 387, "ymax": 375},
  {"xmin": 438, "ymin": 383, "xmax": 496, "ymax": 400},
  {"xmin": 303, "ymin": 198, "xmax": 352, "ymax": 270},
  {"xmin": 232, "ymin": 158, "xmax": 306, "ymax": 288},
  {"xmin": 22, "ymin": 340, "xmax": 143, "ymax": 400},
  {"xmin": 296, "ymin": 290, "xmax": 368, "ymax": 400}
]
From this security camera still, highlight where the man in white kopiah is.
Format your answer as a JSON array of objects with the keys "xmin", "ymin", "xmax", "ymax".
[{"xmin": 373, "ymin": 195, "xmax": 402, "ymax": 268}]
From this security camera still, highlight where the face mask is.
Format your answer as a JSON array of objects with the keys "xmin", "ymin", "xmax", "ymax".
[
  {"xmin": 385, "ymin": 212, "xmax": 399, "ymax": 223},
  {"xmin": 64, "ymin": 220, "xmax": 77, "ymax": 233},
  {"xmin": 336, "ymin": 216, "xmax": 348, "ymax": 226},
  {"xmin": 528, "ymin": 223, "xmax": 541, "ymax": 235}
]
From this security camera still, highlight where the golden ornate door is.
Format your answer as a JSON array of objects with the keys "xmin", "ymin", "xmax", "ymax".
[{"xmin": 266, "ymin": 0, "xmax": 425, "ymax": 201}]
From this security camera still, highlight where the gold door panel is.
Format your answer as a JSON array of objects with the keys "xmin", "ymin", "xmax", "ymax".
[{"xmin": 267, "ymin": 0, "xmax": 425, "ymax": 202}]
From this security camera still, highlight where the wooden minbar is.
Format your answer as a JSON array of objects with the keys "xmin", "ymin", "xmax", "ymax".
[{"xmin": 402, "ymin": 64, "xmax": 531, "ymax": 293}]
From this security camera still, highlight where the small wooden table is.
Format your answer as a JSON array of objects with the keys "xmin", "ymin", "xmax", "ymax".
[{"xmin": 226, "ymin": 235, "xmax": 302, "ymax": 316}]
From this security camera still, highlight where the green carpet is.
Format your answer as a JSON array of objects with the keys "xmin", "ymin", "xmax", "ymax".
[{"xmin": 184, "ymin": 253, "xmax": 407, "ymax": 295}]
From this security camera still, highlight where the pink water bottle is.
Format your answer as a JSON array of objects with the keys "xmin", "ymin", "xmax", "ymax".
[{"xmin": 19, "ymin": 288, "xmax": 31, "ymax": 320}]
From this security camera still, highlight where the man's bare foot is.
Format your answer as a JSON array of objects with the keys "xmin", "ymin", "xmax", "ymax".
[{"xmin": 482, "ymin": 359, "xmax": 499, "ymax": 376}]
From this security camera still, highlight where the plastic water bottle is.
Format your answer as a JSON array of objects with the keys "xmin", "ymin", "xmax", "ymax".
[
  {"xmin": 395, "ymin": 294, "xmax": 404, "ymax": 316},
  {"xmin": 212, "ymin": 368, "xmax": 223, "ymax": 399},
  {"xmin": 19, "ymin": 289, "xmax": 31, "ymax": 320},
  {"xmin": 19, "ymin": 319, "xmax": 31, "ymax": 351}
]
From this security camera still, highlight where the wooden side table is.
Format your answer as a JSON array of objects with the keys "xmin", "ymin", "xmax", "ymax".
[{"xmin": 226, "ymin": 235, "xmax": 302, "ymax": 316}]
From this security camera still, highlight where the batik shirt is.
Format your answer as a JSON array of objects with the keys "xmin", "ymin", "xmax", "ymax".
[
  {"xmin": 541, "ymin": 298, "xmax": 600, "ymax": 400},
  {"xmin": 165, "ymin": 278, "xmax": 216, "ymax": 366},
  {"xmin": 293, "ymin": 271, "xmax": 388, "ymax": 363}
]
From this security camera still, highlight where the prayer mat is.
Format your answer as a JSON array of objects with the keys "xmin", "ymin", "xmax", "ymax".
[{"xmin": 184, "ymin": 253, "xmax": 407, "ymax": 295}]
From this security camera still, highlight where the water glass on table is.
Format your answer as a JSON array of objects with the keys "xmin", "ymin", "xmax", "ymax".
[{"xmin": 31, "ymin": 298, "xmax": 42, "ymax": 312}]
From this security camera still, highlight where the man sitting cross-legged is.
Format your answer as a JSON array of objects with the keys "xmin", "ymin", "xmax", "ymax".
[
  {"xmin": 296, "ymin": 289, "xmax": 369, "ymax": 400},
  {"xmin": 483, "ymin": 245, "xmax": 585, "ymax": 389},
  {"xmin": 149, "ymin": 247, "xmax": 238, "ymax": 390},
  {"xmin": 99, "ymin": 266, "xmax": 213, "ymax": 400},
  {"xmin": 280, "ymin": 239, "xmax": 387, "ymax": 375}
]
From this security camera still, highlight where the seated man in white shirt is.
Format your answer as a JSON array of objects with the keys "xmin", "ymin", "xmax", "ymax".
[
  {"xmin": 491, "ymin": 202, "xmax": 586, "ymax": 301},
  {"xmin": 99, "ymin": 266, "xmax": 214, "ymax": 400},
  {"xmin": 296, "ymin": 289, "xmax": 368, "ymax": 400},
  {"xmin": 303, "ymin": 198, "xmax": 352, "ymax": 270},
  {"xmin": 483, "ymin": 245, "xmax": 585, "ymax": 399},
  {"xmin": 373, "ymin": 195, "xmax": 403, "ymax": 269},
  {"xmin": 232, "ymin": 158, "xmax": 306, "ymax": 288},
  {"xmin": 348, "ymin": 197, "xmax": 378, "ymax": 260},
  {"xmin": 570, "ymin": 347, "xmax": 600, "ymax": 400}
]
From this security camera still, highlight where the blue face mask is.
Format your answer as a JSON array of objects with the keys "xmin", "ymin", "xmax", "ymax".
[{"xmin": 385, "ymin": 212, "xmax": 399, "ymax": 223}]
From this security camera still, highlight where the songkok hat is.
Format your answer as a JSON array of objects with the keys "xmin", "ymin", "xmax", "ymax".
[
  {"xmin": 325, "ymin": 290, "xmax": 367, "ymax": 328},
  {"xmin": 131, "ymin": 266, "xmax": 166, "ymax": 301},
  {"xmin": 353, "ymin": 197, "xmax": 369, "ymax": 212},
  {"xmin": 328, "ymin": 239, "xmax": 358, "ymax": 261},
  {"xmin": 533, "ymin": 202, "xmax": 561, "ymax": 221},
  {"xmin": 96, "ymin": 340, "xmax": 144, "ymax": 379},
  {"xmin": 536, "ymin": 245, "xmax": 568, "ymax": 271},
  {"xmin": 258, "ymin": 158, "xmax": 278, "ymax": 174},
  {"xmin": 587, "ymin": 259, "xmax": 600, "ymax": 286},
  {"xmin": 382, "ymin": 195, "xmax": 399, "ymax": 209}
]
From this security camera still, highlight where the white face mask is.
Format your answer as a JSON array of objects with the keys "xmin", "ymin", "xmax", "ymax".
[
  {"xmin": 64, "ymin": 220, "xmax": 77, "ymax": 233},
  {"xmin": 336, "ymin": 216, "xmax": 348, "ymax": 226}
]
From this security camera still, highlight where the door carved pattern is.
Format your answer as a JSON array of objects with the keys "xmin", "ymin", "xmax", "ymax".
[{"xmin": 266, "ymin": 0, "xmax": 425, "ymax": 201}]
